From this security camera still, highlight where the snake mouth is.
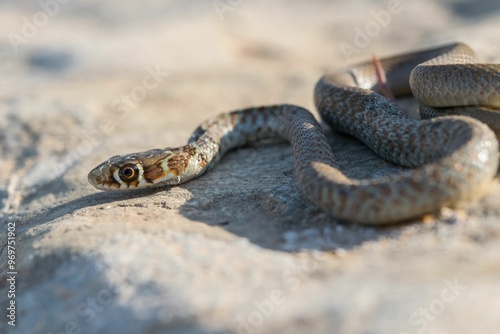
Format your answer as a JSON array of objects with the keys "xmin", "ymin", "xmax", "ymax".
[{"xmin": 88, "ymin": 164, "xmax": 121, "ymax": 190}]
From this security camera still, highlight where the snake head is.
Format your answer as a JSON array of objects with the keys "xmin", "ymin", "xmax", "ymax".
[{"xmin": 88, "ymin": 149, "xmax": 174, "ymax": 190}]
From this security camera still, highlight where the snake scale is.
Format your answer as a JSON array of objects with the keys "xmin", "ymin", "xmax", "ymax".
[{"xmin": 88, "ymin": 42, "xmax": 500, "ymax": 224}]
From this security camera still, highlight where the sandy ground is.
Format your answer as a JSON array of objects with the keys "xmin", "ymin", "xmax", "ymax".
[{"xmin": 1, "ymin": 0, "xmax": 500, "ymax": 333}]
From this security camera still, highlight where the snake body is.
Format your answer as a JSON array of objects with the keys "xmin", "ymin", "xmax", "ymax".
[{"xmin": 88, "ymin": 42, "xmax": 500, "ymax": 224}]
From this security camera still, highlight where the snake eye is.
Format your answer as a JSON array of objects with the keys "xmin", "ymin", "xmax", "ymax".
[{"xmin": 118, "ymin": 164, "xmax": 139, "ymax": 182}]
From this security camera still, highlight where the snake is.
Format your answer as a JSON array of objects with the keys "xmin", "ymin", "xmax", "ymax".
[{"xmin": 88, "ymin": 42, "xmax": 500, "ymax": 224}]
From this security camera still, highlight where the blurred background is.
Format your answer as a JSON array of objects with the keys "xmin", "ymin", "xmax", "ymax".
[{"xmin": 1, "ymin": 1, "xmax": 500, "ymax": 333}]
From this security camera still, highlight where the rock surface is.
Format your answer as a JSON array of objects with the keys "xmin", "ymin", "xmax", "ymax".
[{"xmin": 1, "ymin": 1, "xmax": 500, "ymax": 333}]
